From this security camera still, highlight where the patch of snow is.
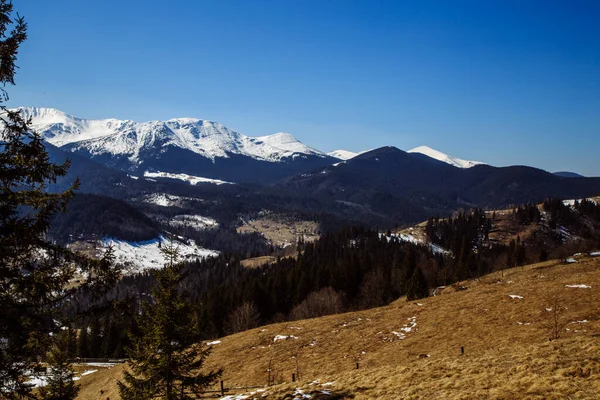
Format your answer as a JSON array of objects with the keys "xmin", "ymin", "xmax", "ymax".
[
  {"xmin": 169, "ymin": 214, "xmax": 218, "ymax": 230},
  {"xmin": 144, "ymin": 171, "xmax": 234, "ymax": 185},
  {"xmin": 220, "ymin": 395, "xmax": 250, "ymax": 400},
  {"xmin": 27, "ymin": 375, "xmax": 48, "ymax": 388},
  {"xmin": 590, "ymin": 251, "xmax": 600, "ymax": 257},
  {"xmin": 381, "ymin": 232, "xmax": 449, "ymax": 255},
  {"xmin": 392, "ymin": 331, "xmax": 406, "ymax": 340},
  {"xmin": 103, "ymin": 235, "xmax": 218, "ymax": 273},
  {"xmin": 563, "ymin": 198, "xmax": 598, "ymax": 207},
  {"xmin": 565, "ymin": 258, "xmax": 578, "ymax": 263},
  {"xmin": 81, "ymin": 370, "xmax": 97, "ymax": 376},
  {"xmin": 508, "ymin": 295, "xmax": 523, "ymax": 299},
  {"xmin": 273, "ymin": 335, "xmax": 298, "ymax": 342},
  {"xmin": 391, "ymin": 317, "xmax": 417, "ymax": 340},
  {"xmin": 565, "ymin": 284, "xmax": 591, "ymax": 289},
  {"xmin": 73, "ymin": 362, "xmax": 119, "ymax": 367},
  {"xmin": 327, "ymin": 149, "xmax": 358, "ymax": 160},
  {"xmin": 206, "ymin": 340, "xmax": 221, "ymax": 346}
]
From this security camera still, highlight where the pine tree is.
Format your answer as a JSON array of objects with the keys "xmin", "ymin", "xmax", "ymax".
[
  {"xmin": 119, "ymin": 241, "xmax": 222, "ymax": 400},
  {"xmin": 406, "ymin": 266, "xmax": 429, "ymax": 301},
  {"xmin": 0, "ymin": 2, "xmax": 120, "ymax": 396},
  {"xmin": 77, "ymin": 325, "xmax": 89, "ymax": 358},
  {"xmin": 39, "ymin": 332, "xmax": 80, "ymax": 400}
]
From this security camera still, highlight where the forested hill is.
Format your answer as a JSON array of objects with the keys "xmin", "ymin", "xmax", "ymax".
[
  {"xmin": 65, "ymin": 194, "xmax": 600, "ymax": 360},
  {"xmin": 49, "ymin": 193, "xmax": 159, "ymax": 243}
]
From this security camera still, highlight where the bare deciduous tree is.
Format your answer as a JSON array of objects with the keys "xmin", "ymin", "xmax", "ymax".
[
  {"xmin": 289, "ymin": 287, "xmax": 344, "ymax": 320},
  {"xmin": 225, "ymin": 301, "xmax": 261, "ymax": 334},
  {"xmin": 540, "ymin": 294, "xmax": 572, "ymax": 341}
]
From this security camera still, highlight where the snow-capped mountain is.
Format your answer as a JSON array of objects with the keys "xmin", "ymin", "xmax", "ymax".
[
  {"xmin": 18, "ymin": 107, "xmax": 337, "ymax": 184},
  {"xmin": 407, "ymin": 145, "xmax": 484, "ymax": 169},
  {"xmin": 256, "ymin": 132, "xmax": 323, "ymax": 157},
  {"xmin": 19, "ymin": 107, "xmax": 326, "ymax": 163},
  {"xmin": 327, "ymin": 150, "xmax": 359, "ymax": 160}
]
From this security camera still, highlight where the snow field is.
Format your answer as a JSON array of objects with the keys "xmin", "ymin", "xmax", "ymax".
[{"xmin": 103, "ymin": 235, "xmax": 218, "ymax": 273}]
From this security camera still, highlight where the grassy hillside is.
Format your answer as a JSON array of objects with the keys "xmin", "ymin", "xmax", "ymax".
[{"xmin": 76, "ymin": 255, "xmax": 600, "ymax": 399}]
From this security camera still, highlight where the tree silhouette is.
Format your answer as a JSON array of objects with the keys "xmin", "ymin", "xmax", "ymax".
[{"xmin": 0, "ymin": 2, "xmax": 119, "ymax": 396}]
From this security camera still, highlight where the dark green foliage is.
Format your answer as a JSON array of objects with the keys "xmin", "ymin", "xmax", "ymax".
[
  {"xmin": 77, "ymin": 325, "xmax": 89, "ymax": 359},
  {"xmin": 39, "ymin": 332, "xmax": 80, "ymax": 400},
  {"xmin": 0, "ymin": 3, "xmax": 120, "ymax": 397},
  {"xmin": 406, "ymin": 267, "xmax": 429, "ymax": 301},
  {"xmin": 118, "ymin": 243, "xmax": 221, "ymax": 399},
  {"xmin": 49, "ymin": 193, "xmax": 159, "ymax": 243},
  {"xmin": 512, "ymin": 203, "xmax": 541, "ymax": 225}
]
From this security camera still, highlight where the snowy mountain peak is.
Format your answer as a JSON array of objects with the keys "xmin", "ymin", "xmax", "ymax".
[
  {"xmin": 17, "ymin": 107, "xmax": 74, "ymax": 124},
  {"xmin": 255, "ymin": 132, "xmax": 323, "ymax": 156},
  {"xmin": 407, "ymin": 145, "xmax": 484, "ymax": 169},
  {"xmin": 328, "ymin": 150, "xmax": 359, "ymax": 160},
  {"xmin": 17, "ymin": 107, "xmax": 329, "ymax": 164}
]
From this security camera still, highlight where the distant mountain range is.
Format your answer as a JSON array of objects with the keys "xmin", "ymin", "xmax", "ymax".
[
  {"xmin": 279, "ymin": 146, "xmax": 600, "ymax": 224},
  {"xmin": 19, "ymin": 107, "xmax": 336, "ymax": 184},
  {"xmin": 21, "ymin": 107, "xmax": 592, "ymax": 184},
  {"xmin": 18, "ymin": 107, "xmax": 600, "ymax": 228}
]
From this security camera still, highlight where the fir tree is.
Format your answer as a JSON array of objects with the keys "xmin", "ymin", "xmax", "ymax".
[
  {"xmin": 406, "ymin": 266, "xmax": 429, "ymax": 301},
  {"xmin": 77, "ymin": 325, "xmax": 89, "ymax": 358},
  {"xmin": 0, "ymin": 2, "xmax": 120, "ymax": 395},
  {"xmin": 119, "ymin": 240, "xmax": 222, "ymax": 400},
  {"xmin": 39, "ymin": 332, "xmax": 80, "ymax": 400}
]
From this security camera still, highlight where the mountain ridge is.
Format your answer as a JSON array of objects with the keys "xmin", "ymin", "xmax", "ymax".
[
  {"xmin": 408, "ymin": 145, "xmax": 484, "ymax": 168},
  {"xmin": 18, "ymin": 107, "xmax": 338, "ymax": 184}
]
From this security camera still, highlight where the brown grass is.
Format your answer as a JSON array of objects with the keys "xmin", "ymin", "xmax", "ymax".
[
  {"xmin": 236, "ymin": 217, "xmax": 319, "ymax": 247},
  {"xmin": 76, "ymin": 256, "xmax": 600, "ymax": 399},
  {"xmin": 240, "ymin": 256, "xmax": 278, "ymax": 269}
]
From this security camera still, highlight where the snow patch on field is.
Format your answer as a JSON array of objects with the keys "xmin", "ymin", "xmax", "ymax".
[
  {"xmin": 390, "ymin": 317, "xmax": 417, "ymax": 341},
  {"xmin": 144, "ymin": 171, "xmax": 234, "ymax": 185},
  {"xmin": 27, "ymin": 369, "xmax": 99, "ymax": 388},
  {"xmin": 508, "ymin": 295, "xmax": 524, "ymax": 299},
  {"xmin": 381, "ymin": 233, "xmax": 448, "ymax": 255},
  {"xmin": 273, "ymin": 335, "xmax": 298, "ymax": 342},
  {"xmin": 565, "ymin": 284, "xmax": 591, "ymax": 289},
  {"xmin": 103, "ymin": 235, "xmax": 218, "ymax": 273},
  {"xmin": 143, "ymin": 193, "xmax": 198, "ymax": 207},
  {"xmin": 81, "ymin": 369, "xmax": 97, "ymax": 376},
  {"xmin": 169, "ymin": 214, "xmax": 218, "ymax": 230}
]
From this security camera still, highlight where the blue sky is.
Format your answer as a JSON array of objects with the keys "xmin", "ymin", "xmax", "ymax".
[{"xmin": 9, "ymin": 0, "xmax": 600, "ymax": 175}]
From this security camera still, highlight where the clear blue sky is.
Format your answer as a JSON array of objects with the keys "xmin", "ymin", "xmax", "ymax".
[{"xmin": 9, "ymin": 0, "xmax": 600, "ymax": 176}]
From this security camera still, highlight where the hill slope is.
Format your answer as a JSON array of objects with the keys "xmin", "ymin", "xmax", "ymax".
[
  {"xmin": 76, "ymin": 255, "xmax": 600, "ymax": 399},
  {"xmin": 280, "ymin": 146, "xmax": 600, "ymax": 225}
]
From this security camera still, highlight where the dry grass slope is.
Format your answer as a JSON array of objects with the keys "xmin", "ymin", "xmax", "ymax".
[{"xmin": 77, "ymin": 255, "xmax": 600, "ymax": 399}]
